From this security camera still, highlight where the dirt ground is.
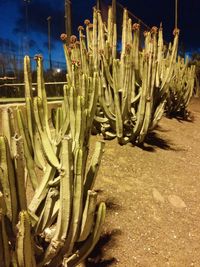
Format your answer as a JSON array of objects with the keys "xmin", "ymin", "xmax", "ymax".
[
  {"xmin": 2, "ymin": 98, "xmax": 199, "ymax": 267},
  {"xmin": 86, "ymin": 97, "xmax": 200, "ymax": 267}
]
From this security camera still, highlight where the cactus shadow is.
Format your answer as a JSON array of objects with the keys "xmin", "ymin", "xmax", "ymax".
[
  {"xmin": 166, "ymin": 110, "xmax": 195, "ymax": 123},
  {"xmin": 85, "ymin": 229, "xmax": 121, "ymax": 267},
  {"xmin": 138, "ymin": 132, "xmax": 174, "ymax": 152},
  {"xmin": 105, "ymin": 197, "xmax": 121, "ymax": 212}
]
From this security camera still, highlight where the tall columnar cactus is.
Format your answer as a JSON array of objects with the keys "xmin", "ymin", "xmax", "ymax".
[
  {"xmin": 0, "ymin": 51, "xmax": 106, "ymax": 266},
  {"xmin": 62, "ymin": 7, "xmax": 180, "ymax": 144},
  {"xmin": 166, "ymin": 56, "xmax": 196, "ymax": 118}
]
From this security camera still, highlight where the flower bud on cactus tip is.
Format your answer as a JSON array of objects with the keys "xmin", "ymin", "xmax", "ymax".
[
  {"xmin": 70, "ymin": 35, "xmax": 77, "ymax": 44},
  {"xmin": 60, "ymin": 33, "xmax": 68, "ymax": 41},
  {"xmin": 84, "ymin": 19, "xmax": 90, "ymax": 25}
]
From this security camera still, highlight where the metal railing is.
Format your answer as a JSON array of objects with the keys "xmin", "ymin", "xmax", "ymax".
[{"xmin": 0, "ymin": 81, "xmax": 66, "ymax": 101}]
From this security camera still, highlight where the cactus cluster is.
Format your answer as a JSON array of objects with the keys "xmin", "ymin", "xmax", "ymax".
[
  {"xmin": 62, "ymin": 7, "xmax": 195, "ymax": 144},
  {"xmin": 0, "ymin": 54, "xmax": 106, "ymax": 266},
  {"xmin": 166, "ymin": 56, "xmax": 196, "ymax": 118},
  {"xmin": 0, "ymin": 5, "xmax": 196, "ymax": 267}
]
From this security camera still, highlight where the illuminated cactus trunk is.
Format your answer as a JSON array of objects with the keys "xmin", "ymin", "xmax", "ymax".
[{"xmin": 0, "ymin": 45, "xmax": 106, "ymax": 267}]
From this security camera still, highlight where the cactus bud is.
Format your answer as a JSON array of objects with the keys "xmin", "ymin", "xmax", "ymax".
[
  {"xmin": 34, "ymin": 54, "xmax": 43, "ymax": 60},
  {"xmin": 84, "ymin": 19, "xmax": 90, "ymax": 26},
  {"xmin": 173, "ymin": 28, "xmax": 180, "ymax": 36},
  {"xmin": 78, "ymin": 25, "xmax": 84, "ymax": 31},
  {"xmin": 151, "ymin": 26, "xmax": 158, "ymax": 34},
  {"xmin": 132, "ymin": 23, "xmax": 140, "ymax": 31},
  {"xmin": 60, "ymin": 33, "xmax": 68, "ymax": 42},
  {"xmin": 70, "ymin": 35, "xmax": 77, "ymax": 44}
]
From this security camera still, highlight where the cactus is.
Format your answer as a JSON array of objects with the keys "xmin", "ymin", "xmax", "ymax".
[
  {"xmin": 166, "ymin": 56, "xmax": 196, "ymax": 118},
  {"xmin": 0, "ymin": 46, "xmax": 106, "ymax": 266},
  {"xmin": 62, "ymin": 8, "xmax": 180, "ymax": 144}
]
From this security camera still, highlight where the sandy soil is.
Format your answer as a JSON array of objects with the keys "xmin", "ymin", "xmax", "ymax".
[
  {"xmin": 2, "ymin": 98, "xmax": 199, "ymax": 267},
  {"xmin": 86, "ymin": 97, "xmax": 200, "ymax": 267}
]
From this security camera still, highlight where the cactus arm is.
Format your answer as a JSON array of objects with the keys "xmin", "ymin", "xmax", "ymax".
[
  {"xmin": 92, "ymin": 8, "xmax": 98, "ymax": 71},
  {"xmin": 101, "ymin": 52, "xmax": 114, "ymax": 88},
  {"xmin": 1, "ymin": 107, "xmax": 12, "ymax": 147},
  {"xmin": 14, "ymin": 136, "xmax": 27, "ymax": 211},
  {"xmin": 112, "ymin": 23, "xmax": 117, "ymax": 60},
  {"xmin": 78, "ymin": 190, "xmax": 97, "ymax": 242},
  {"xmin": 35, "ymin": 55, "xmax": 52, "ymax": 141},
  {"xmin": 0, "ymin": 136, "xmax": 18, "ymax": 228},
  {"xmin": 33, "ymin": 98, "xmax": 61, "ymax": 169},
  {"xmin": 24, "ymin": 56, "xmax": 34, "ymax": 145},
  {"xmin": 35, "ymin": 188, "xmax": 59, "ymax": 233},
  {"xmin": 121, "ymin": 8, "xmax": 128, "ymax": 57},
  {"xmin": 0, "ymin": 213, "xmax": 10, "ymax": 267},
  {"xmin": 113, "ymin": 59, "xmax": 123, "ymax": 142},
  {"xmin": 24, "ymin": 55, "xmax": 33, "ymax": 99},
  {"xmin": 138, "ymin": 30, "xmax": 158, "ymax": 143},
  {"xmin": 107, "ymin": 6, "xmax": 113, "ymax": 48},
  {"xmin": 66, "ymin": 148, "xmax": 84, "ymax": 255},
  {"xmin": 16, "ymin": 211, "xmax": 36, "ymax": 267},
  {"xmin": 98, "ymin": 76, "xmax": 116, "ymax": 122},
  {"xmin": 28, "ymin": 164, "xmax": 56, "ymax": 214},
  {"xmin": 16, "ymin": 109, "xmax": 38, "ymax": 190},
  {"xmin": 69, "ymin": 85, "xmax": 76, "ymax": 140},
  {"xmin": 87, "ymin": 72, "xmax": 99, "ymax": 130},
  {"xmin": 79, "ymin": 31, "xmax": 89, "ymax": 76},
  {"xmin": 25, "ymin": 97, "xmax": 34, "ymax": 145},
  {"xmin": 41, "ymin": 138, "xmax": 74, "ymax": 266},
  {"xmin": 63, "ymin": 44, "xmax": 72, "ymax": 78},
  {"xmin": 156, "ymin": 25, "xmax": 164, "ymax": 87},
  {"xmin": 0, "ymin": 192, "xmax": 10, "ymax": 267},
  {"xmin": 160, "ymin": 30, "xmax": 179, "ymax": 91},
  {"xmin": 84, "ymin": 141, "xmax": 105, "ymax": 195},
  {"xmin": 16, "ymin": 108, "xmax": 33, "ymax": 157},
  {"xmin": 151, "ymin": 100, "xmax": 166, "ymax": 130},
  {"xmin": 97, "ymin": 11, "xmax": 105, "ymax": 52},
  {"xmin": 64, "ymin": 202, "xmax": 106, "ymax": 267},
  {"xmin": 33, "ymin": 130, "xmax": 46, "ymax": 171},
  {"xmin": 75, "ymin": 96, "xmax": 85, "ymax": 146},
  {"xmin": 94, "ymin": 116, "xmax": 109, "ymax": 123}
]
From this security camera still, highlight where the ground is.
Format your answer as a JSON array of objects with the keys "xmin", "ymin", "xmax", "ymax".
[
  {"xmin": 2, "ymin": 98, "xmax": 199, "ymax": 267},
  {"xmin": 85, "ymin": 97, "xmax": 200, "ymax": 267}
]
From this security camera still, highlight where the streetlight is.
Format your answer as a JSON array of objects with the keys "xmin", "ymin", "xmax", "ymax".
[{"xmin": 47, "ymin": 16, "xmax": 52, "ymax": 70}]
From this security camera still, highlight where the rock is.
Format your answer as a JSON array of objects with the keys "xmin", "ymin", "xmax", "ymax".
[
  {"xmin": 168, "ymin": 195, "xmax": 187, "ymax": 208},
  {"xmin": 152, "ymin": 188, "xmax": 165, "ymax": 203}
]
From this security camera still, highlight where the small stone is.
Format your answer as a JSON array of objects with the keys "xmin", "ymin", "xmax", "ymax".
[
  {"xmin": 168, "ymin": 195, "xmax": 187, "ymax": 208},
  {"xmin": 152, "ymin": 188, "xmax": 165, "ymax": 203}
]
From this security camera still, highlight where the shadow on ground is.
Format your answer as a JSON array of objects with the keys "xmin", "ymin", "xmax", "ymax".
[
  {"xmin": 143, "ymin": 132, "xmax": 173, "ymax": 151},
  {"xmin": 85, "ymin": 229, "xmax": 121, "ymax": 267},
  {"xmin": 84, "ymin": 197, "xmax": 121, "ymax": 267}
]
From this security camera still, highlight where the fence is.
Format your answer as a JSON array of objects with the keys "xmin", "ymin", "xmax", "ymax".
[
  {"xmin": 0, "ymin": 79, "xmax": 66, "ymax": 100},
  {"xmin": 0, "ymin": 53, "xmax": 66, "ymax": 78}
]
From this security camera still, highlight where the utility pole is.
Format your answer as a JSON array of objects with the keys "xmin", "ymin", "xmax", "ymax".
[
  {"xmin": 64, "ymin": 0, "xmax": 72, "ymax": 45},
  {"xmin": 175, "ymin": 0, "xmax": 178, "ymax": 28},
  {"xmin": 24, "ymin": 0, "xmax": 30, "ymax": 54},
  {"xmin": 47, "ymin": 16, "xmax": 52, "ymax": 70},
  {"xmin": 96, "ymin": 0, "xmax": 100, "ymax": 10},
  {"xmin": 112, "ymin": 0, "xmax": 116, "ymax": 24}
]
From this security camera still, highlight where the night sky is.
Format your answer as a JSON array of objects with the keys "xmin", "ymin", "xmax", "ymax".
[{"xmin": 0, "ymin": 0, "xmax": 200, "ymax": 65}]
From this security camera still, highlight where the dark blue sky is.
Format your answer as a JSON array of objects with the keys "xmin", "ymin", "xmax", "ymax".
[{"xmin": 0, "ymin": 0, "xmax": 199, "ymax": 65}]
